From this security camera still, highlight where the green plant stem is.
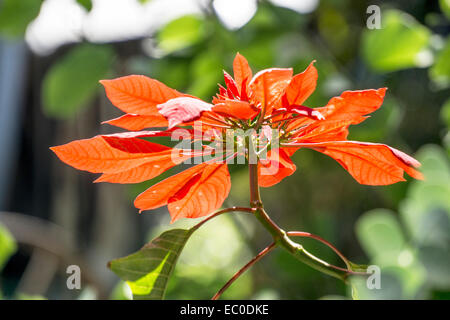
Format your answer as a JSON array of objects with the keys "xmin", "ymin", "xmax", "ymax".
[
  {"xmin": 211, "ymin": 242, "xmax": 276, "ymax": 300},
  {"xmin": 248, "ymin": 163, "xmax": 350, "ymax": 281},
  {"xmin": 287, "ymin": 231, "xmax": 352, "ymax": 270}
]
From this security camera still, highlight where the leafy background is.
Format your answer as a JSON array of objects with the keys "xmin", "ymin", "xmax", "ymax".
[{"xmin": 0, "ymin": 0, "xmax": 448, "ymax": 300}]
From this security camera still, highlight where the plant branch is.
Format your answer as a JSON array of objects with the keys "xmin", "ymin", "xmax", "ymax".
[
  {"xmin": 191, "ymin": 206, "xmax": 254, "ymax": 232},
  {"xmin": 248, "ymin": 163, "xmax": 352, "ymax": 281},
  {"xmin": 287, "ymin": 231, "xmax": 351, "ymax": 270},
  {"xmin": 212, "ymin": 242, "xmax": 276, "ymax": 300}
]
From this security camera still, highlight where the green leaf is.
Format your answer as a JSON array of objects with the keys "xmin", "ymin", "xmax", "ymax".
[
  {"xmin": 362, "ymin": 10, "xmax": 431, "ymax": 72},
  {"xmin": 76, "ymin": 0, "xmax": 92, "ymax": 12},
  {"xmin": 440, "ymin": 0, "xmax": 450, "ymax": 19},
  {"xmin": 157, "ymin": 15, "xmax": 206, "ymax": 53},
  {"xmin": 430, "ymin": 37, "xmax": 450, "ymax": 88},
  {"xmin": 42, "ymin": 44, "xmax": 114, "ymax": 119},
  {"xmin": 0, "ymin": 0, "xmax": 42, "ymax": 38},
  {"xmin": 0, "ymin": 223, "xmax": 17, "ymax": 271},
  {"xmin": 108, "ymin": 229, "xmax": 192, "ymax": 300},
  {"xmin": 356, "ymin": 209, "xmax": 405, "ymax": 261}
]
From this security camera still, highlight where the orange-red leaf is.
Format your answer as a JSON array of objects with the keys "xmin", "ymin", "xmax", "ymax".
[
  {"xmin": 134, "ymin": 163, "xmax": 208, "ymax": 214},
  {"xmin": 285, "ymin": 61, "xmax": 318, "ymax": 106},
  {"xmin": 286, "ymin": 88, "xmax": 387, "ymax": 133},
  {"xmin": 50, "ymin": 133, "xmax": 174, "ymax": 174},
  {"xmin": 212, "ymin": 99, "xmax": 259, "ymax": 120},
  {"xmin": 233, "ymin": 53, "xmax": 252, "ymax": 92},
  {"xmin": 258, "ymin": 148, "xmax": 296, "ymax": 187},
  {"xmin": 292, "ymin": 119, "xmax": 352, "ymax": 143},
  {"xmin": 223, "ymin": 71, "xmax": 240, "ymax": 98},
  {"xmin": 134, "ymin": 163, "xmax": 231, "ymax": 222},
  {"xmin": 100, "ymin": 75, "xmax": 184, "ymax": 115},
  {"xmin": 94, "ymin": 150, "xmax": 192, "ymax": 183},
  {"xmin": 249, "ymin": 68, "xmax": 293, "ymax": 115},
  {"xmin": 167, "ymin": 163, "xmax": 230, "ymax": 222},
  {"xmin": 318, "ymin": 88, "xmax": 387, "ymax": 123},
  {"xmin": 103, "ymin": 114, "xmax": 168, "ymax": 130},
  {"xmin": 285, "ymin": 141, "xmax": 423, "ymax": 185}
]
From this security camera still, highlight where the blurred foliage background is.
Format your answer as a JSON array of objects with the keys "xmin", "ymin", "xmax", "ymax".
[{"xmin": 0, "ymin": 0, "xmax": 449, "ymax": 300}]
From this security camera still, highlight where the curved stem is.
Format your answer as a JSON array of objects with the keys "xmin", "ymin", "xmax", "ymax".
[
  {"xmin": 192, "ymin": 206, "xmax": 254, "ymax": 232},
  {"xmin": 248, "ymin": 163, "xmax": 352, "ymax": 281},
  {"xmin": 212, "ymin": 242, "xmax": 276, "ymax": 300},
  {"xmin": 287, "ymin": 231, "xmax": 351, "ymax": 270}
]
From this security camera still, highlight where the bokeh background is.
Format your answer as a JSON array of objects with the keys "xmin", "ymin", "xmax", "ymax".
[{"xmin": 0, "ymin": 0, "xmax": 449, "ymax": 300}]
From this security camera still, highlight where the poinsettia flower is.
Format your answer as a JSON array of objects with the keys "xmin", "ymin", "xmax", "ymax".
[{"xmin": 51, "ymin": 53, "xmax": 423, "ymax": 223}]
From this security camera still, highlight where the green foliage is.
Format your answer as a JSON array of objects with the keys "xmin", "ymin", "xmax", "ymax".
[
  {"xmin": 108, "ymin": 229, "xmax": 192, "ymax": 300},
  {"xmin": 188, "ymin": 52, "xmax": 223, "ymax": 99},
  {"xmin": 430, "ymin": 37, "xmax": 450, "ymax": 88},
  {"xmin": 42, "ymin": 44, "xmax": 114, "ymax": 118},
  {"xmin": 0, "ymin": 0, "xmax": 42, "ymax": 37},
  {"xmin": 157, "ymin": 15, "xmax": 206, "ymax": 54},
  {"xmin": 440, "ymin": 0, "xmax": 450, "ymax": 19},
  {"xmin": 362, "ymin": 10, "xmax": 431, "ymax": 72},
  {"xmin": 0, "ymin": 223, "xmax": 16, "ymax": 272}
]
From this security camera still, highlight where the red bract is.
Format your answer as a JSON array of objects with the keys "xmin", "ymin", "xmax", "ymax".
[{"xmin": 51, "ymin": 53, "xmax": 423, "ymax": 223}]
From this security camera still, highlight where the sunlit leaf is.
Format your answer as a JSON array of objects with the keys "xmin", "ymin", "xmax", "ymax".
[
  {"xmin": 0, "ymin": 0, "xmax": 42, "ymax": 37},
  {"xmin": 0, "ymin": 223, "xmax": 17, "ymax": 271},
  {"xmin": 157, "ymin": 15, "xmax": 206, "ymax": 53},
  {"xmin": 362, "ymin": 10, "xmax": 431, "ymax": 72},
  {"xmin": 42, "ymin": 44, "xmax": 114, "ymax": 118},
  {"xmin": 108, "ymin": 228, "xmax": 192, "ymax": 300},
  {"xmin": 100, "ymin": 75, "xmax": 184, "ymax": 115},
  {"xmin": 440, "ymin": 0, "xmax": 450, "ymax": 19},
  {"xmin": 110, "ymin": 281, "xmax": 132, "ymax": 300},
  {"xmin": 135, "ymin": 163, "xmax": 231, "ymax": 222}
]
